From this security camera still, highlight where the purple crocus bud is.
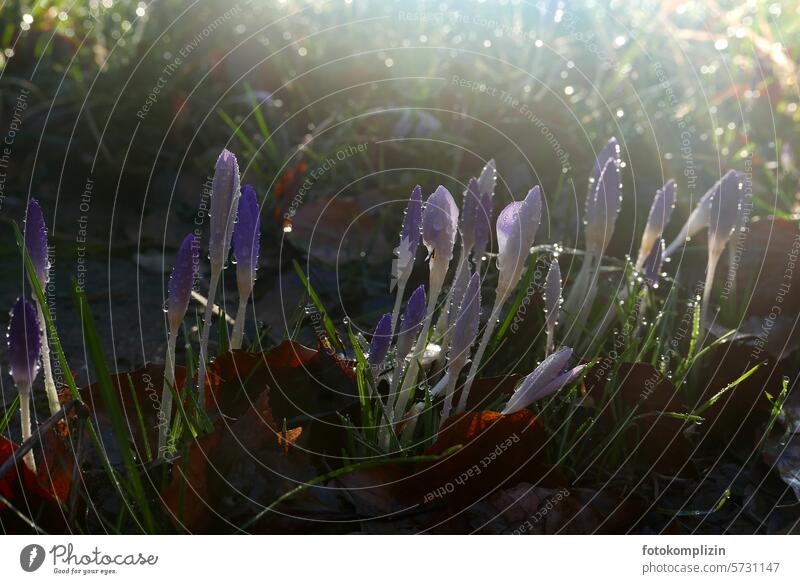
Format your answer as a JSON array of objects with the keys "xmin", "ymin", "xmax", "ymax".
[
  {"xmin": 502, "ymin": 347, "xmax": 585, "ymax": 415},
  {"xmin": 393, "ymin": 185, "xmax": 422, "ymax": 288},
  {"xmin": 368, "ymin": 313, "xmax": 393, "ymax": 369},
  {"xmin": 642, "ymin": 238, "xmax": 665, "ymax": 287},
  {"xmin": 208, "ymin": 149, "xmax": 241, "ymax": 270},
  {"xmin": 167, "ymin": 234, "xmax": 197, "ymax": 331},
  {"xmin": 396, "ymin": 284, "xmax": 426, "ymax": 361},
  {"xmin": 665, "ymin": 170, "xmax": 739, "ymax": 257},
  {"xmin": 708, "ymin": 170, "xmax": 743, "ymax": 256},
  {"xmin": 460, "ymin": 178, "xmax": 480, "ymax": 253},
  {"xmin": 636, "ymin": 181, "xmax": 676, "ymax": 269},
  {"xmin": 233, "ymin": 184, "xmax": 261, "ymax": 294},
  {"xmin": 477, "ymin": 159, "xmax": 496, "ymax": 200},
  {"xmin": 495, "ymin": 187, "xmax": 541, "ymax": 301},
  {"xmin": 24, "ymin": 199, "xmax": 49, "ymax": 287},
  {"xmin": 7, "ymin": 298, "xmax": 41, "ymax": 390},
  {"xmin": 584, "ymin": 141, "xmax": 622, "ymax": 254},
  {"xmin": 449, "ymin": 272, "xmax": 481, "ymax": 366},
  {"xmin": 473, "ymin": 189, "xmax": 493, "ymax": 265},
  {"xmin": 422, "ymin": 185, "xmax": 459, "ymax": 264}
]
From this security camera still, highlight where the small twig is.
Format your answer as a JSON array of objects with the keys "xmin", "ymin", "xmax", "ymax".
[{"xmin": 0, "ymin": 399, "xmax": 80, "ymax": 481}]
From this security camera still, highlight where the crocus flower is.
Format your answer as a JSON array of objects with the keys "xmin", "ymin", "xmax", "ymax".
[
  {"xmin": 390, "ymin": 186, "xmax": 422, "ymax": 336},
  {"xmin": 474, "ymin": 160, "xmax": 496, "ymax": 272},
  {"xmin": 383, "ymin": 284, "xmax": 425, "ymax": 447},
  {"xmin": 702, "ymin": 170, "xmax": 743, "ymax": 321},
  {"xmin": 159, "ymin": 233, "xmax": 197, "ymax": 456},
  {"xmin": 394, "ymin": 284, "xmax": 427, "ymax": 370},
  {"xmin": 7, "ymin": 298, "xmax": 41, "ymax": 471},
  {"xmin": 230, "ymin": 185, "xmax": 261, "ymax": 350},
  {"xmin": 496, "ymin": 186, "xmax": 541, "ymax": 302},
  {"xmin": 543, "ymin": 258, "xmax": 561, "ymax": 356},
  {"xmin": 460, "ymin": 178, "xmax": 480, "ymax": 254},
  {"xmin": 422, "ymin": 185, "xmax": 459, "ymax": 296},
  {"xmin": 433, "ymin": 178, "xmax": 479, "ymax": 341},
  {"xmin": 664, "ymin": 170, "xmax": 738, "ymax": 258},
  {"xmin": 584, "ymin": 141, "xmax": 622, "ymax": 255},
  {"xmin": 208, "ymin": 149, "xmax": 241, "ymax": 271},
  {"xmin": 448, "ymin": 272, "xmax": 481, "ymax": 368},
  {"xmin": 642, "ymin": 238, "xmax": 665, "ymax": 287},
  {"xmin": 198, "ymin": 149, "xmax": 241, "ymax": 408},
  {"xmin": 368, "ymin": 313, "xmax": 393, "ymax": 370},
  {"xmin": 24, "ymin": 199, "xmax": 59, "ymax": 415},
  {"xmin": 167, "ymin": 234, "xmax": 197, "ymax": 332},
  {"xmin": 635, "ymin": 181, "xmax": 676, "ymax": 270},
  {"xmin": 458, "ymin": 186, "xmax": 542, "ymax": 413},
  {"xmin": 393, "ymin": 186, "xmax": 459, "ymax": 422},
  {"xmin": 434, "ymin": 273, "xmax": 482, "ymax": 426},
  {"xmin": 564, "ymin": 139, "xmax": 622, "ymax": 334},
  {"xmin": 501, "ymin": 347, "xmax": 585, "ymax": 415},
  {"xmin": 24, "ymin": 199, "xmax": 49, "ymax": 289}
]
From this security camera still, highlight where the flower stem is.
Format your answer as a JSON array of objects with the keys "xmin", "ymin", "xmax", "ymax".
[
  {"xmin": 34, "ymin": 301, "xmax": 60, "ymax": 415},
  {"xmin": 158, "ymin": 326, "xmax": 178, "ymax": 458},
  {"xmin": 389, "ymin": 278, "xmax": 407, "ymax": 339},
  {"xmin": 230, "ymin": 288, "xmax": 251, "ymax": 350},
  {"xmin": 19, "ymin": 388, "xmax": 35, "ymax": 472},
  {"xmin": 196, "ymin": 269, "xmax": 221, "ymax": 411},
  {"xmin": 456, "ymin": 297, "xmax": 505, "ymax": 414},
  {"xmin": 391, "ymin": 275, "xmax": 443, "ymax": 426}
]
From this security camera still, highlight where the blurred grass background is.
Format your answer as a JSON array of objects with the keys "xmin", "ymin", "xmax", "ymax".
[{"xmin": 0, "ymin": 0, "xmax": 798, "ymax": 351}]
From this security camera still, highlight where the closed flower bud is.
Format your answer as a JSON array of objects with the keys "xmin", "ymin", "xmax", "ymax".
[
  {"xmin": 24, "ymin": 199, "xmax": 49, "ymax": 287},
  {"xmin": 584, "ymin": 139, "xmax": 622, "ymax": 254},
  {"xmin": 449, "ymin": 272, "xmax": 481, "ymax": 367},
  {"xmin": 642, "ymin": 238, "xmax": 665, "ymax": 287},
  {"xmin": 368, "ymin": 313, "xmax": 393, "ymax": 369},
  {"xmin": 233, "ymin": 184, "xmax": 261, "ymax": 294},
  {"xmin": 393, "ymin": 185, "xmax": 422, "ymax": 286},
  {"xmin": 168, "ymin": 234, "xmax": 197, "ymax": 331},
  {"xmin": 209, "ymin": 149, "xmax": 241, "ymax": 270},
  {"xmin": 7, "ymin": 298, "xmax": 41, "ymax": 390},
  {"xmin": 460, "ymin": 178, "xmax": 480, "ymax": 253},
  {"xmin": 396, "ymin": 285, "xmax": 427, "ymax": 361},
  {"xmin": 422, "ymin": 185, "xmax": 459, "ymax": 264},
  {"xmin": 502, "ymin": 348, "xmax": 584, "ymax": 415},
  {"xmin": 636, "ymin": 181, "xmax": 675, "ymax": 269}
]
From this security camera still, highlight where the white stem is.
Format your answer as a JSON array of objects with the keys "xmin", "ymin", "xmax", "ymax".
[
  {"xmin": 19, "ymin": 389, "xmax": 36, "ymax": 472},
  {"xmin": 456, "ymin": 297, "xmax": 505, "ymax": 414},
  {"xmin": 196, "ymin": 269, "xmax": 221, "ymax": 410},
  {"xmin": 158, "ymin": 326, "xmax": 179, "ymax": 458},
  {"xmin": 34, "ymin": 302, "xmax": 59, "ymax": 415},
  {"xmin": 389, "ymin": 278, "xmax": 407, "ymax": 339},
  {"xmin": 701, "ymin": 251, "xmax": 720, "ymax": 328},
  {"xmin": 230, "ymin": 288, "xmax": 251, "ymax": 350},
  {"xmin": 438, "ymin": 368, "xmax": 462, "ymax": 430}
]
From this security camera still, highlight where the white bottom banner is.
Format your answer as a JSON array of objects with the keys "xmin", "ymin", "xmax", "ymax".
[{"xmin": 0, "ymin": 536, "xmax": 794, "ymax": 582}]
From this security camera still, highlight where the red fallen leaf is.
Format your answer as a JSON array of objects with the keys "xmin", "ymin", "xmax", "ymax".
[
  {"xmin": 207, "ymin": 342, "xmax": 357, "ymax": 452},
  {"xmin": 162, "ymin": 389, "xmax": 305, "ymax": 533},
  {"xmin": 0, "ymin": 431, "xmax": 76, "ymax": 533},
  {"xmin": 585, "ymin": 361, "xmax": 694, "ymax": 476},
  {"xmin": 417, "ymin": 410, "xmax": 561, "ymax": 508}
]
